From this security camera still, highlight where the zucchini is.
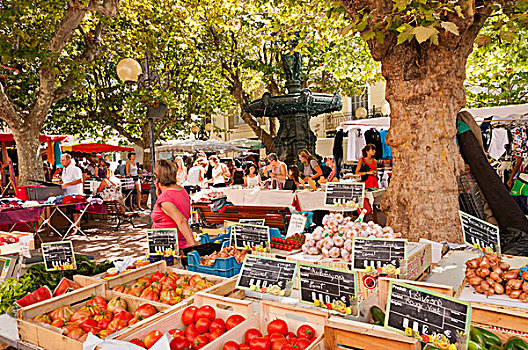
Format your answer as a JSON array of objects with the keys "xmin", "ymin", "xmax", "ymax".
[
  {"xmin": 489, "ymin": 346, "xmax": 503, "ymax": 350},
  {"xmin": 473, "ymin": 326, "xmax": 502, "ymax": 347},
  {"xmin": 370, "ymin": 305, "xmax": 385, "ymax": 324},
  {"xmin": 504, "ymin": 338, "xmax": 528, "ymax": 350},
  {"xmin": 469, "ymin": 340, "xmax": 487, "ymax": 350},
  {"xmin": 470, "ymin": 327, "xmax": 486, "ymax": 345}
]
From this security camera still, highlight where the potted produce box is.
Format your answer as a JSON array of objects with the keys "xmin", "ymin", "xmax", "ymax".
[
  {"xmin": 17, "ymin": 282, "xmax": 169, "ymax": 350},
  {"xmin": 113, "ymin": 292, "xmax": 253, "ymax": 349}
]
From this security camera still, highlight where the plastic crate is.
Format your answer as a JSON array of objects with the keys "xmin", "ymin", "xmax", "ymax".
[
  {"xmin": 181, "ymin": 241, "xmax": 222, "ymax": 268},
  {"xmin": 200, "ymin": 232, "xmax": 230, "ymax": 245},
  {"xmin": 15, "ymin": 186, "xmax": 31, "ymax": 201},
  {"xmin": 187, "ymin": 247, "xmax": 243, "ymax": 278}
]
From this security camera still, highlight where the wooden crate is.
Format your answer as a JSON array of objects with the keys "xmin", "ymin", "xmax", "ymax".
[
  {"xmin": 377, "ymin": 278, "xmax": 454, "ymax": 310},
  {"xmin": 114, "ymin": 292, "xmax": 254, "ymax": 348},
  {"xmin": 205, "ymin": 299, "xmax": 327, "ymax": 350},
  {"xmin": 17, "ymin": 283, "xmax": 170, "ymax": 350},
  {"xmin": 325, "ymin": 316, "xmax": 420, "ymax": 350},
  {"xmin": 0, "ymin": 231, "xmax": 35, "ymax": 255}
]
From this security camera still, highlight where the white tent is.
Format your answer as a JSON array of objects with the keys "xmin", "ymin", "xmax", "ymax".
[{"xmin": 146, "ymin": 140, "xmax": 244, "ymax": 153}]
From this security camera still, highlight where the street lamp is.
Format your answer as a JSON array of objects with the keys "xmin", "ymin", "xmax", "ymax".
[
  {"xmin": 117, "ymin": 51, "xmax": 170, "ymax": 209},
  {"xmin": 191, "ymin": 121, "xmax": 214, "ymax": 141}
]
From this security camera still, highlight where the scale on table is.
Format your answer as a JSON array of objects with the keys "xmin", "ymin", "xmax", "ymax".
[{"xmin": 0, "ymin": 256, "xmax": 17, "ymax": 282}]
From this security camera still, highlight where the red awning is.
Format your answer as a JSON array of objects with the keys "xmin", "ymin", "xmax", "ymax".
[
  {"xmin": 0, "ymin": 133, "xmax": 68, "ymax": 146},
  {"xmin": 62, "ymin": 143, "xmax": 134, "ymax": 154}
]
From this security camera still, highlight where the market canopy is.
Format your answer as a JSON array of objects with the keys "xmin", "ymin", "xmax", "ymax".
[
  {"xmin": 0, "ymin": 133, "xmax": 68, "ymax": 146},
  {"xmin": 226, "ymin": 138, "xmax": 264, "ymax": 150},
  {"xmin": 62, "ymin": 143, "xmax": 134, "ymax": 154},
  {"xmin": 148, "ymin": 139, "xmax": 245, "ymax": 153}
]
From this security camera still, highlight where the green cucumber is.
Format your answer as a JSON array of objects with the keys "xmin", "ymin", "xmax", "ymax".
[
  {"xmin": 469, "ymin": 340, "xmax": 487, "ymax": 350},
  {"xmin": 473, "ymin": 326, "xmax": 502, "ymax": 347},
  {"xmin": 504, "ymin": 338, "xmax": 528, "ymax": 350},
  {"xmin": 471, "ymin": 327, "xmax": 486, "ymax": 345},
  {"xmin": 489, "ymin": 346, "xmax": 503, "ymax": 350},
  {"xmin": 370, "ymin": 305, "xmax": 385, "ymax": 324}
]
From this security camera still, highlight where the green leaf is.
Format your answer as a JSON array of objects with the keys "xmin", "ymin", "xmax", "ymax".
[
  {"xmin": 454, "ymin": 5, "xmax": 465, "ymax": 19},
  {"xmin": 440, "ymin": 22, "xmax": 459, "ymax": 36},
  {"xmin": 412, "ymin": 26, "xmax": 439, "ymax": 44},
  {"xmin": 397, "ymin": 28, "xmax": 414, "ymax": 45},
  {"xmin": 375, "ymin": 31, "xmax": 385, "ymax": 44},
  {"xmin": 393, "ymin": 0, "xmax": 411, "ymax": 11},
  {"xmin": 361, "ymin": 30, "xmax": 375, "ymax": 41}
]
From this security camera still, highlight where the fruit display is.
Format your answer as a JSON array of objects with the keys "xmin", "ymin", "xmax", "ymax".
[
  {"xmin": 271, "ymin": 233, "xmax": 305, "ymax": 251},
  {"xmin": 32, "ymin": 296, "xmax": 159, "ymax": 342},
  {"xmin": 301, "ymin": 213, "xmax": 401, "ymax": 260},
  {"xmin": 0, "ymin": 233, "xmax": 20, "ymax": 245},
  {"xmin": 111, "ymin": 271, "xmax": 215, "ymax": 305},
  {"xmin": 221, "ymin": 319, "xmax": 317, "ymax": 350},
  {"xmin": 15, "ymin": 286, "xmax": 52, "ymax": 308},
  {"xmin": 469, "ymin": 326, "xmax": 528, "ymax": 350},
  {"xmin": 465, "ymin": 253, "xmax": 528, "ymax": 301},
  {"xmin": 127, "ymin": 305, "xmax": 246, "ymax": 349},
  {"xmin": 198, "ymin": 246, "xmax": 247, "ymax": 266}
]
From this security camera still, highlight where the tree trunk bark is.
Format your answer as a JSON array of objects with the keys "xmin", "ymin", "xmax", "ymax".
[
  {"xmin": 11, "ymin": 126, "xmax": 44, "ymax": 185},
  {"xmin": 380, "ymin": 43, "xmax": 466, "ymax": 243}
]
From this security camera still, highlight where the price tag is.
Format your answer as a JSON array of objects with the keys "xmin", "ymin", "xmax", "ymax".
[
  {"xmin": 352, "ymin": 238, "xmax": 407, "ymax": 274},
  {"xmin": 232, "ymin": 224, "xmax": 270, "ymax": 252},
  {"xmin": 146, "ymin": 229, "xmax": 178, "ymax": 256},
  {"xmin": 239, "ymin": 219, "xmax": 265, "ymax": 226},
  {"xmin": 286, "ymin": 214, "xmax": 307, "ymax": 238},
  {"xmin": 299, "ymin": 264, "xmax": 358, "ymax": 317},
  {"xmin": 324, "ymin": 182, "xmax": 365, "ymax": 208},
  {"xmin": 19, "ymin": 235, "xmax": 31, "ymax": 258},
  {"xmin": 385, "ymin": 282, "xmax": 471, "ymax": 350},
  {"xmin": 41, "ymin": 241, "xmax": 76, "ymax": 271},
  {"xmin": 236, "ymin": 255, "xmax": 297, "ymax": 297},
  {"xmin": 459, "ymin": 211, "xmax": 500, "ymax": 254}
]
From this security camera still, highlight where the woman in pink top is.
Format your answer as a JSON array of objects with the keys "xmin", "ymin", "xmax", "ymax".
[{"xmin": 151, "ymin": 160, "xmax": 197, "ymax": 248}]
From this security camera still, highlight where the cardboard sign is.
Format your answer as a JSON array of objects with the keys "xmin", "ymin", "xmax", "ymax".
[
  {"xmin": 239, "ymin": 219, "xmax": 265, "ymax": 226},
  {"xmin": 41, "ymin": 241, "xmax": 76, "ymax": 271},
  {"xmin": 19, "ymin": 235, "xmax": 32, "ymax": 258},
  {"xmin": 286, "ymin": 214, "xmax": 307, "ymax": 238},
  {"xmin": 146, "ymin": 229, "xmax": 178, "ymax": 256},
  {"xmin": 385, "ymin": 282, "xmax": 471, "ymax": 350},
  {"xmin": 299, "ymin": 263, "xmax": 358, "ymax": 317},
  {"xmin": 232, "ymin": 224, "xmax": 270, "ymax": 252},
  {"xmin": 236, "ymin": 255, "xmax": 297, "ymax": 297},
  {"xmin": 459, "ymin": 211, "xmax": 500, "ymax": 254},
  {"xmin": 324, "ymin": 182, "xmax": 365, "ymax": 208},
  {"xmin": 352, "ymin": 238, "xmax": 407, "ymax": 274}
]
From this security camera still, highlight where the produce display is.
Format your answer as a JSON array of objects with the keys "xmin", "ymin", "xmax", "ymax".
[
  {"xmin": 0, "ymin": 233, "xmax": 19, "ymax": 245},
  {"xmin": 128, "ymin": 305, "xmax": 247, "ymax": 349},
  {"xmin": 198, "ymin": 246, "xmax": 247, "ymax": 266},
  {"xmin": 465, "ymin": 253, "xmax": 528, "ymax": 301},
  {"xmin": 32, "ymin": 296, "xmax": 159, "ymax": 341},
  {"xmin": 469, "ymin": 326, "xmax": 528, "ymax": 350},
  {"xmin": 221, "ymin": 319, "xmax": 317, "ymax": 350},
  {"xmin": 111, "ymin": 271, "xmax": 215, "ymax": 305},
  {"xmin": 271, "ymin": 233, "xmax": 305, "ymax": 251},
  {"xmin": 302, "ymin": 213, "xmax": 400, "ymax": 260}
]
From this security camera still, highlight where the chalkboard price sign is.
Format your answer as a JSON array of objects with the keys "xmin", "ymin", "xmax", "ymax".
[
  {"xmin": 146, "ymin": 229, "xmax": 178, "ymax": 256},
  {"xmin": 352, "ymin": 238, "xmax": 407, "ymax": 274},
  {"xmin": 385, "ymin": 282, "xmax": 471, "ymax": 350},
  {"xmin": 232, "ymin": 224, "xmax": 270, "ymax": 252},
  {"xmin": 236, "ymin": 255, "xmax": 297, "ymax": 297},
  {"xmin": 325, "ymin": 182, "xmax": 365, "ymax": 208},
  {"xmin": 299, "ymin": 264, "xmax": 358, "ymax": 317},
  {"xmin": 239, "ymin": 219, "xmax": 265, "ymax": 226},
  {"xmin": 459, "ymin": 211, "xmax": 500, "ymax": 254},
  {"xmin": 41, "ymin": 241, "xmax": 76, "ymax": 271}
]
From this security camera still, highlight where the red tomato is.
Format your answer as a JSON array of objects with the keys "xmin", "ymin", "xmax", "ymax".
[
  {"xmin": 194, "ymin": 305, "xmax": 216, "ymax": 322},
  {"xmin": 267, "ymin": 319, "xmax": 288, "ymax": 336},
  {"xmin": 184, "ymin": 324, "xmax": 200, "ymax": 342},
  {"xmin": 80, "ymin": 318, "xmax": 99, "ymax": 333},
  {"xmin": 169, "ymin": 335, "xmax": 191, "ymax": 350},
  {"xmin": 245, "ymin": 328, "xmax": 263, "ymax": 344},
  {"xmin": 134, "ymin": 304, "xmax": 158, "ymax": 319},
  {"xmin": 129, "ymin": 338, "xmax": 146, "ymax": 348},
  {"xmin": 97, "ymin": 318, "xmax": 111, "ymax": 330},
  {"xmin": 223, "ymin": 340, "xmax": 240, "ymax": 350},
  {"xmin": 280, "ymin": 346, "xmax": 298, "ymax": 350},
  {"xmin": 195, "ymin": 318, "xmax": 211, "ymax": 334},
  {"xmin": 193, "ymin": 334, "xmax": 210, "ymax": 349},
  {"xmin": 250, "ymin": 337, "xmax": 271, "ymax": 350},
  {"xmin": 293, "ymin": 338, "xmax": 312, "ymax": 349},
  {"xmin": 286, "ymin": 332, "xmax": 296, "ymax": 340},
  {"xmin": 226, "ymin": 314, "xmax": 246, "ymax": 330},
  {"xmin": 150, "ymin": 272, "xmax": 165, "ymax": 282},
  {"xmin": 181, "ymin": 306, "xmax": 197, "ymax": 326},
  {"xmin": 107, "ymin": 318, "xmax": 128, "ymax": 333},
  {"xmin": 271, "ymin": 338, "xmax": 289, "ymax": 350},
  {"xmin": 209, "ymin": 329, "xmax": 224, "ymax": 341},
  {"xmin": 168, "ymin": 328, "xmax": 184, "ymax": 337},
  {"xmin": 296, "ymin": 325, "xmax": 315, "ymax": 339},
  {"xmin": 240, "ymin": 345, "xmax": 250, "ymax": 350},
  {"xmin": 209, "ymin": 318, "xmax": 226, "ymax": 333},
  {"xmin": 144, "ymin": 330, "xmax": 163, "ymax": 349},
  {"xmin": 114, "ymin": 311, "xmax": 134, "ymax": 323},
  {"xmin": 87, "ymin": 296, "xmax": 108, "ymax": 311}
]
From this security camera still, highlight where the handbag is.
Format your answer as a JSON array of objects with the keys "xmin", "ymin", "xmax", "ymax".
[
  {"xmin": 354, "ymin": 162, "xmax": 370, "ymax": 182},
  {"xmin": 283, "ymin": 179, "xmax": 297, "ymax": 191}
]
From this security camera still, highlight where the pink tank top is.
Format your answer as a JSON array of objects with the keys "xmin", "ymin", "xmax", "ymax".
[{"xmin": 151, "ymin": 189, "xmax": 191, "ymax": 248}]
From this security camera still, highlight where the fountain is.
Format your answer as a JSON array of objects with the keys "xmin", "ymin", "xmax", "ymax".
[{"xmin": 245, "ymin": 51, "xmax": 343, "ymax": 165}]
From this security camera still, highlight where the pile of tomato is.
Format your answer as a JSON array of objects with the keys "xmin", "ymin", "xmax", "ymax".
[
  {"xmin": 111, "ymin": 271, "xmax": 215, "ymax": 306},
  {"xmin": 222, "ymin": 319, "xmax": 316, "ymax": 350},
  {"xmin": 128, "ymin": 305, "xmax": 246, "ymax": 349},
  {"xmin": 32, "ymin": 296, "xmax": 158, "ymax": 342},
  {"xmin": 270, "ymin": 233, "xmax": 305, "ymax": 251}
]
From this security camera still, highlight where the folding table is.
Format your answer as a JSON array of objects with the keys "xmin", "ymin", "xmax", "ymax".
[{"xmin": 37, "ymin": 202, "xmax": 92, "ymax": 241}]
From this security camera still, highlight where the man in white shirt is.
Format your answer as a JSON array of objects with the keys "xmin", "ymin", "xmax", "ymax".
[{"xmin": 60, "ymin": 154, "xmax": 83, "ymax": 230}]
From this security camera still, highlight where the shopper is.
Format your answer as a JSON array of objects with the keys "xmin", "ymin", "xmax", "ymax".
[
  {"xmin": 96, "ymin": 167, "xmax": 122, "ymax": 201},
  {"xmin": 60, "ymin": 153, "xmax": 83, "ymax": 231},
  {"xmin": 298, "ymin": 149, "xmax": 323, "ymax": 183},
  {"xmin": 355, "ymin": 144, "xmax": 379, "ymax": 189},
  {"xmin": 151, "ymin": 160, "xmax": 197, "ymax": 248},
  {"xmin": 287, "ymin": 165, "xmax": 301, "ymax": 186},
  {"xmin": 184, "ymin": 159, "xmax": 206, "ymax": 193},
  {"xmin": 96, "ymin": 159, "xmax": 107, "ymax": 179},
  {"xmin": 174, "ymin": 157, "xmax": 187, "ymax": 186},
  {"xmin": 244, "ymin": 163, "xmax": 261, "ymax": 188},
  {"xmin": 126, "ymin": 153, "xmax": 143, "ymax": 211},
  {"xmin": 267, "ymin": 153, "xmax": 288, "ymax": 189},
  {"xmin": 115, "ymin": 160, "xmax": 126, "ymax": 176},
  {"xmin": 208, "ymin": 156, "xmax": 230, "ymax": 188}
]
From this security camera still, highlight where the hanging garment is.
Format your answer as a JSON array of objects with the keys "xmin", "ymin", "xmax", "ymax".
[
  {"xmin": 511, "ymin": 126, "xmax": 528, "ymax": 158},
  {"xmin": 333, "ymin": 127, "xmax": 344, "ymax": 180},
  {"xmin": 54, "ymin": 142, "xmax": 62, "ymax": 167},
  {"xmin": 379, "ymin": 129, "xmax": 392, "ymax": 159},
  {"xmin": 487, "ymin": 128, "xmax": 509, "ymax": 160},
  {"xmin": 346, "ymin": 127, "xmax": 367, "ymax": 162},
  {"xmin": 364, "ymin": 128, "xmax": 383, "ymax": 159}
]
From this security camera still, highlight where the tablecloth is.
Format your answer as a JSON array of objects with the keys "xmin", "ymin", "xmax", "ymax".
[
  {"xmin": 221, "ymin": 188, "xmax": 296, "ymax": 207},
  {"xmin": 0, "ymin": 206, "xmax": 45, "ymax": 225},
  {"xmin": 294, "ymin": 189, "xmax": 384, "ymax": 212}
]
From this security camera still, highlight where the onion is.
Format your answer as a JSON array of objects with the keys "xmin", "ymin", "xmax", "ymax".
[
  {"xmin": 521, "ymin": 271, "xmax": 528, "ymax": 281},
  {"xmin": 469, "ymin": 277, "xmax": 483, "ymax": 286},
  {"xmin": 510, "ymin": 290, "xmax": 522, "ymax": 299},
  {"xmin": 479, "ymin": 259, "xmax": 490, "ymax": 269},
  {"xmin": 504, "ymin": 270, "xmax": 520, "ymax": 280},
  {"xmin": 523, "ymin": 281, "xmax": 528, "ymax": 293},
  {"xmin": 477, "ymin": 268, "xmax": 490, "ymax": 278},
  {"xmin": 466, "ymin": 270, "xmax": 477, "ymax": 278},
  {"xmin": 506, "ymin": 286, "xmax": 512, "ymax": 295},
  {"xmin": 500, "ymin": 262, "xmax": 510, "ymax": 270},
  {"xmin": 494, "ymin": 284, "xmax": 504, "ymax": 295},
  {"xmin": 492, "ymin": 267, "xmax": 504, "ymax": 275},
  {"xmin": 475, "ymin": 285, "xmax": 484, "ymax": 294},
  {"xmin": 481, "ymin": 281, "xmax": 490, "ymax": 291},
  {"xmin": 512, "ymin": 280, "xmax": 523, "ymax": 290},
  {"xmin": 488, "ymin": 254, "xmax": 499, "ymax": 263},
  {"xmin": 485, "ymin": 288, "xmax": 495, "ymax": 296},
  {"xmin": 466, "ymin": 259, "xmax": 479, "ymax": 269},
  {"xmin": 520, "ymin": 293, "xmax": 528, "ymax": 303},
  {"xmin": 490, "ymin": 272, "xmax": 502, "ymax": 283}
]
